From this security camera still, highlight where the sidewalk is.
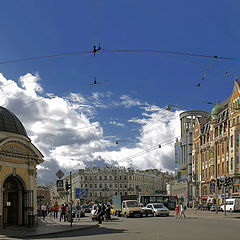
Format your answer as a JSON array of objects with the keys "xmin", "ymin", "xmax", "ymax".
[
  {"xmin": 0, "ymin": 216, "xmax": 98, "ymax": 239},
  {"xmin": 179, "ymin": 209, "xmax": 240, "ymax": 219}
]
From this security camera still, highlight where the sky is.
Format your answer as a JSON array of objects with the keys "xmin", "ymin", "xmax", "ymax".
[{"xmin": 0, "ymin": 0, "xmax": 240, "ymax": 184}]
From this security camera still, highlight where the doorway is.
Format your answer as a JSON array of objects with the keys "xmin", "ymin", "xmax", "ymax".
[{"xmin": 2, "ymin": 175, "xmax": 24, "ymax": 226}]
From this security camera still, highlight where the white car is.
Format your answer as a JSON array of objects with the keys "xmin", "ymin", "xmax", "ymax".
[
  {"xmin": 144, "ymin": 203, "xmax": 169, "ymax": 217},
  {"xmin": 90, "ymin": 204, "xmax": 98, "ymax": 221}
]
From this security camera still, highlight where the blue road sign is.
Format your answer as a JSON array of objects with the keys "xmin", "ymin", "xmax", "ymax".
[
  {"xmin": 75, "ymin": 188, "xmax": 89, "ymax": 199},
  {"xmin": 56, "ymin": 180, "xmax": 64, "ymax": 191}
]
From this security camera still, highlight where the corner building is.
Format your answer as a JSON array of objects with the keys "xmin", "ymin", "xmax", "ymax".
[
  {"xmin": 0, "ymin": 106, "xmax": 43, "ymax": 226},
  {"xmin": 192, "ymin": 80, "xmax": 240, "ymax": 204}
]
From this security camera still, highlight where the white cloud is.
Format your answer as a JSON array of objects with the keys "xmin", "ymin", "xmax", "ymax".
[
  {"xmin": 120, "ymin": 95, "xmax": 144, "ymax": 108},
  {"xmin": 109, "ymin": 121, "xmax": 125, "ymax": 127},
  {"xmin": 0, "ymin": 72, "xmax": 181, "ymax": 183}
]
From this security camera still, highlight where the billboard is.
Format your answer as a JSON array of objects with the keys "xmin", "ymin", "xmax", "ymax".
[{"xmin": 75, "ymin": 188, "xmax": 89, "ymax": 199}]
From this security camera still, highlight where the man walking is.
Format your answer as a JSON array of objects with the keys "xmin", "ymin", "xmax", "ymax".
[
  {"xmin": 60, "ymin": 204, "xmax": 66, "ymax": 222},
  {"xmin": 75, "ymin": 202, "xmax": 81, "ymax": 221}
]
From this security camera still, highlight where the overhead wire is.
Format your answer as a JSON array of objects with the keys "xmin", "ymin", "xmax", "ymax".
[{"xmin": 118, "ymin": 136, "xmax": 179, "ymax": 163}]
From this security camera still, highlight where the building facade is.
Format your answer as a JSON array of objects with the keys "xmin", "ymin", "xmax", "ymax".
[
  {"xmin": 50, "ymin": 167, "xmax": 173, "ymax": 205},
  {"xmin": 172, "ymin": 110, "xmax": 209, "ymax": 205},
  {"xmin": 192, "ymin": 80, "xmax": 240, "ymax": 204},
  {"xmin": 0, "ymin": 106, "xmax": 43, "ymax": 226}
]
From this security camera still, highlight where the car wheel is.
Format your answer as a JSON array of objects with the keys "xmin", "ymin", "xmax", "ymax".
[{"xmin": 154, "ymin": 212, "xmax": 157, "ymax": 217}]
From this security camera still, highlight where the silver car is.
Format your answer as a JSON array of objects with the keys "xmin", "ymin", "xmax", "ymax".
[{"xmin": 144, "ymin": 203, "xmax": 169, "ymax": 217}]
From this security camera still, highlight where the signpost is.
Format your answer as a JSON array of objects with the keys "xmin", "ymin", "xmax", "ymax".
[{"xmin": 56, "ymin": 170, "xmax": 65, "ymax": 179}]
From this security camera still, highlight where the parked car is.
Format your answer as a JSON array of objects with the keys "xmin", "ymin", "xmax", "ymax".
[{"xmin": 143, "ymin": 203, "xmax": 169, "ymax": 217}]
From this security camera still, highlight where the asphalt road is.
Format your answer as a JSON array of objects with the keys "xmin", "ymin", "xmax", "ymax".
[{"xmin": 28, "ymin": 212, "xmax": 240, "ymax": 240}]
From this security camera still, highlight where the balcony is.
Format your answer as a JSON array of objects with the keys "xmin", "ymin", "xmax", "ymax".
[{"xmin": 200, "ymin": 142, "xmax": 211, "ymax": 150}]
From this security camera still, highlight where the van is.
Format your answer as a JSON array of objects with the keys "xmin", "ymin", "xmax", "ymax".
[
  {"xmin": 122, "ymin": 200, "xmax": 143, "ymax": 217},
  {"xmin": 220, "ymin": 198, "xmax": 240, "ymax": 212}
]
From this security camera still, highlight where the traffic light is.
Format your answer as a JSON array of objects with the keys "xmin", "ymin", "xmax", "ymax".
[{"xmin": 65, "ymin": 181, "xmax": 70, "ymax": 191}]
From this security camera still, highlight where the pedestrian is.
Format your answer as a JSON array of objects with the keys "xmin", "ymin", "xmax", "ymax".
[
  {"xmin": 175, "ymin": 204, "xmax": 180, "ymax": 218},
  {"xmin": 105, "ymin": 205, "xmax": 112, "ymax": 221},
  {"xmin": 60, "ymin": 204, "xmax": 66, "ymax": 222},
  {"xmin": 75, "ymin": 202, "xmax": 81, "ymax": 221},
  {"xmin": 96, "ymin": 203, "xmax": 103, "ymax": 224},
  {"xmin": 41, "ymin": 203, "xmax": 47, "ymax": 219},
  {"xmin": 180, "ymin": 203, "xmax": 186, "ymax": 218},
  {"xmin": 53, "ymin": 202, "xmax": 59, "ymax": 219},
  {"xmin": 48, "ymin": 206, "xmax": 53, "ymax": 218}
]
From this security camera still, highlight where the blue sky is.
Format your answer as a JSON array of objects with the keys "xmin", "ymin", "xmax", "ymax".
[{"xmin": 0, "ymin": 0, "xmax": 240, "ymax": 183}]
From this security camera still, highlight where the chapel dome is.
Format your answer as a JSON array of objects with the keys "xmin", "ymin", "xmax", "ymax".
[{"xmin": 0, "ymin": 106, "xmax": 28, "ymax": 137}]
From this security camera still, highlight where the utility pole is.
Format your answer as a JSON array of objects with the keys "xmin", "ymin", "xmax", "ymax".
[
  {"xmin": 215, "ymin": 181, "xmax": 218, "ymax": 214},
  {"xmin": 224, "ymin": 177, "xmax": 227, "ymax": 216},
  {"xmin": 70, "ymin": 172, "xmax": 73, "ymax": 227}
]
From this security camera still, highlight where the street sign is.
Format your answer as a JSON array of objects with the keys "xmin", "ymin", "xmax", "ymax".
[
  {"xmin": 56, "ymin": 170, "xmax": 65, "ymax": 179},
  {"xmin": 56, "ymin": 179, "xmax": 64, "ymax": 191},
  {"xmin": 75, "ymin": 188, "xmax": 89, "ymax": 199}
]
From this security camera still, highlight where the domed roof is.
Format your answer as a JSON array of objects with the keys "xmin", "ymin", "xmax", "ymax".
[
  {"xmin": 211, "ymin": 101, "xmax": 221, "ymax": 120},
  {"xmin": 0, "ymin": 106, "xmax": 28, "ymax": 137}
]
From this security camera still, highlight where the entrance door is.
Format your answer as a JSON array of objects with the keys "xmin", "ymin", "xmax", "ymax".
[
  {"xmin": 2, "ymin": 175, "xmax": 24, "ymax": 226},
  {"xmin": 7, "ymin": 192, "xmax": 18, "ymax": 224}
]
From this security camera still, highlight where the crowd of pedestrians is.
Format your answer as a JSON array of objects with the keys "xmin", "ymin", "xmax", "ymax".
[{"xmin": 39, "ymin": 201, "xmax": 84, "ymax": 222}]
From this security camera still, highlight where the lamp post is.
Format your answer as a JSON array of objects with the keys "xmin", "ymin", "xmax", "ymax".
[{"xmin": 70, "ymin": 172, "xmax": 73, "ymax": 227}]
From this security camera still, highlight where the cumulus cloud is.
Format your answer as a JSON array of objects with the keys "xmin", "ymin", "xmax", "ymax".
[
  {"xmin": 109, "ymin": 121, "xmax": 125, "ymax": 127},
  {"xmin": 0, "ymin": 72, "xmax": 181, "ymax": 183}
]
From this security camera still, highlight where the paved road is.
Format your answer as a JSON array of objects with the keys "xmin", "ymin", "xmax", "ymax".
[{"xmin": 26, "ymin": 212, "xmax": 240, "ymax": 240}]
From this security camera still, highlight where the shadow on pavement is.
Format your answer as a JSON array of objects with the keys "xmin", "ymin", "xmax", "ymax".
[{"xmin": 26, "ymin": 227, "xmax": 127, "ymax": 239}]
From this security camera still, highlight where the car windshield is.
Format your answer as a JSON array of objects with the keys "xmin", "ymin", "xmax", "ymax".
[
  {"xmin": 126, "ymin": 201, "xmax": 140, "ymax": 207},
  {"xmin": 153, "ymin": 204, "xmax": 164, "ymax": 208}
]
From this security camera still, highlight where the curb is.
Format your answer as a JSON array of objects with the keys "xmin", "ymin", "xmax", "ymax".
[{"xmin": 5, "ymin": 224, "xmax": 99, "ymax": 239}]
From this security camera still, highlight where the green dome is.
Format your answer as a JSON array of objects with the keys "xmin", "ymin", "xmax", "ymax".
[{"xmin": 211, "ymin": 101, "xmax": 221, "ymax": 120}]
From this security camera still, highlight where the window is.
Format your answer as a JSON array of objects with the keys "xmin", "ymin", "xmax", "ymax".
[
  {"xmin": 90, "ymin": 176, "xmax": 92, "ymax": 180},
  {"xmin": 237, "ymin": 134, "xmax": 240, "ymax": 147},
  {"xmin": 99, "ymin": 176, "xmax": 102, "ymax": 180},
  {"xmin": 90, "ymin": 192, "xmax": 92, "ymax": 197},
  {"xmin": 85, "ymin": 176, "xmax": 87, "ymax": 180},
  {"xmin": 231, "ymin": 135, "xmax": 234, "ymax": 148},
  {"xmin": 227, "ymin": 161, "xmax": 229, "ymax": 173},
  {"xmin": 115, "ymin": 176, "xmax": 117, "ymax": 180},
  {"xmin": 105, "ymin": 184, "xmax": 107, "ymax": 188},
  {"xmin": 90, "ymin": 184, "xmax": 92, "ymax": 188},
  {"xmin": 217, "ymin": 164, "xmax": 220, "ymax": 175},
  {"xmin": 109, "ymin": 184, "xmax": 112, "ymax": 188},
  {"xmin": 85, "ymin": 184, "xmax": 87, "ymax": 188},
  {"xmin": 115, "ymin": 184, "xmax": 118, "ymax": 188},
  {"xmin": 109, "ymin": 176, "xmax": 112, "ymax": 180},
  {"xmin": 237, "ymin": 156, "xmax": 239, "ymax": 171},
  {"xmin": 115, "ymin": 192, "xmax": 118, "ymax": 196},
  {"xmin": 100, "ymin": 184, "xmax": 102, "ymax": 188},
  {"xmin": 124, "ymin": 176, "xmax": 127, "ymax": 180},
  {"xmin": 119, "ymin": 176, "xmax": 122, "ymax": 180},
  {"xmin": 81, "ymin": 184, "xmax": 83, "ymax": 188},
  {"xmin": 95, "ymin": 184, "xmax": 97, "ymax": 188},
  {"xmin": 231, "ymin": 158, "xmax": 233, "ymax": 170},
  {"xmin": 105, "ymin": 176, "xmax": 107, "ymax": 180},
  {"xmin": 222, "ymin": 162, "xmax": 224, "ymax": 173},
  {"xmin": 222, "ymin": 143, "xmax": 224, "ymax": 154}
]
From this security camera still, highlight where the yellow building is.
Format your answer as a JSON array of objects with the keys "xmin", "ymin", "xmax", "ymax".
[
  {"xmin": 192, "ymin": 79, "xmax": 240, "ymax": 204},
  {"xmin": 0, "ymin": 106, "xmax": 43, "ymax": 226}
]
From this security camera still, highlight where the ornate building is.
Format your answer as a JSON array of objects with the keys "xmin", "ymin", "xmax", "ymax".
[
  {"xmin": 0, "ymin": 106, "xmax": 43, "ymax": 226},
  {"xmin": 192, "ymin": 80, "xmax": 240, "ymax": 204},
  {"xmin": 50, "ymin": 167, "xmax": 173, "ymax": 205}
]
